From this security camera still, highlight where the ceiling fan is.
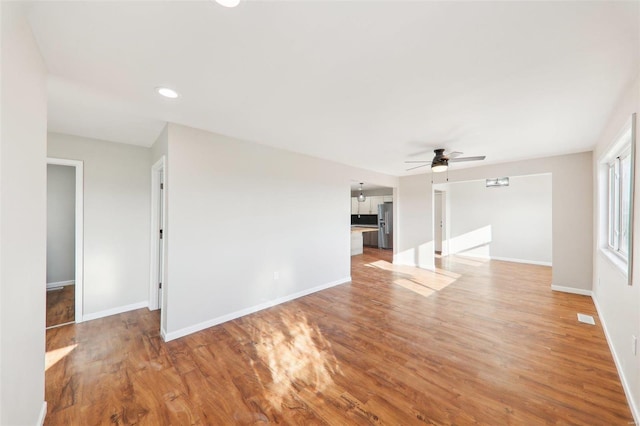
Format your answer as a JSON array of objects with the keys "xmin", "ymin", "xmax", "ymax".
[{"xmin": 405, "ymin": 149, "xmax": 486, "ymax": 172}]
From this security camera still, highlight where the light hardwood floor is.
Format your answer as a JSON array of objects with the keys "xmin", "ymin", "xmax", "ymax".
[
  {"xmin": 46, "ymin": 284, "xmax": 75, "ymax": 328},
  {"xmin": 44, "ymin": 248, "xmax": 633, "ymax": 425}
]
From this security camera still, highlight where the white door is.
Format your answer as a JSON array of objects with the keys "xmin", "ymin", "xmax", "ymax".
[
  {"xmin": 158, "ymin": 170, "xmax": 165, "ymax": 308},
  {"xmin": 434, "ymin": 191, "xmax": 443, "ymax": 253},
  {"xmin": 150, "ymin": 157, "xmax": 166, "ymax": 314}
]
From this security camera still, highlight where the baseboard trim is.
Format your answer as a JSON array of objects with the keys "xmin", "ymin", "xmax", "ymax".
[
  {"xmin": 46, "ymin": 280, "xmax": 74, "ymax": 289},
  {"xmin": 82, "ymin": 301, "xmax": 148, "ymax": 322},
  {"xmin": 550, "ymin": 285, "xmax": 592, "ymax": 296},
  {"xmin": 592, "ymin": 295, "xmax": 640, "ymax": 424},
  {"xmin": 38, "ymin": 401, "xmax": 47, "ymax": 425},
  {"xmin": 490, "ymin": 256, "xmax": 552, "ymax": 267},
  {"xmin": 163, "ymin": 277, "xmax": 351, "ymax": 342},
  {"xmin": 452, "ymin": 252, "xmax": 552, "ymax": 267}
]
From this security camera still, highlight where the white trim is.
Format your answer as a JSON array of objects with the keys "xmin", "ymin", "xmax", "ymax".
[
  {"xmin": 599, "ymin": 246, "xmax": 628, "ymax": 276},
  {"xmin": 38, "ymin": 401, "xmax": 47, "ymax": 425},
  {"xmin": 449, "ymin": 252, "xmax": 552, "ymax": 267},
  {"xmin": 490, "ymin": 256, "xmax": 552, "ymax": 267},
  {"xmin": 163, "ymin": 277, "xmax": 350, "ymax": 342},
  {"xmin": 550, "ymin": 285, "xmax": 593, "ymax": 296},
  {"xmin": 45, "ymin": 321, "xmax": 74, "ymax": 330},
  {"xmin": 46, "ymin": 280, "xmax": 74, "ymax": 290},
  {"xmin": 149, "ymin": 157, "xmax": 166, "ymax": 312},
  {"xmin": 82, "ymin": 301, "xmax": 148, "ymax": 322},
  {"xmin": 592, "ymin": 296, "xmax": 640, "ymax": 424},
  {"xmin": 47, "ymin": 158, "xmax": 84, "ymax": 324}
]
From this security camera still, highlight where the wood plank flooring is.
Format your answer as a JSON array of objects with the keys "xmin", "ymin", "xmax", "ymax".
[
  {"xmin": 46, "ymin": 284, "xmax": 75, "ymax": 328},
  {"xmin": 45, "ymin": 248, "xmax": 633, "ymax": 425}
]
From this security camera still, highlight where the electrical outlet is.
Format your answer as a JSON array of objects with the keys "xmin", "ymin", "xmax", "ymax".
[
  {"xmin": 632, "ymin": 335, "xmax": 637, "ymax": 356},
  {"xmin": 273, "ymin": 271, "xmax": 279, "ymax": 281}
]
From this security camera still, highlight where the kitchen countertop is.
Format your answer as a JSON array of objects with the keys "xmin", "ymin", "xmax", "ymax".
[{"xmin": 351, "ymin": 227, "xmax": 379, "ymax": 233}]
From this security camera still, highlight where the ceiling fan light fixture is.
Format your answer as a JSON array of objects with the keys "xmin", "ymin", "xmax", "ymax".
[{"xmin": 431, "ymin": 158, "xmax": 448, "ymax": 173}]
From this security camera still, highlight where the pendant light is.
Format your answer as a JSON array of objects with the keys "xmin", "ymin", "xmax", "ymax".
[{"xmin": 357, "ymin": 183, "xmax": 366, "ymax": 202}]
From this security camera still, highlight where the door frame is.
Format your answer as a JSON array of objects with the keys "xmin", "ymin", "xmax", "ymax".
[
  {"xmin": 149, "ymin": 156, "xmax": 166, "ymax": 312},
  {"xmin": 47, "ymin": 157, "xmax": 84, "ymax": 323}
]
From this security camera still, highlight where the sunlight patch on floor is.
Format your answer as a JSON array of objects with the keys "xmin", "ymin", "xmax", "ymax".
[
  {"xmin": 447, "ymin": 255, "xmax": 490, "ymax": 267},
  {"xmin": 45, "ymin": 343, "xmax": 78, "ymax": 371},
  {"xmin": 251, "ymin": 312, "xmax": 341, "ymax": 410},
  {"xmin": 365, "ymin": 260, "xmax": 461, "ymax": 297}
]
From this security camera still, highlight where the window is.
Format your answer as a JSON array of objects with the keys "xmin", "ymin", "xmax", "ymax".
[{"xmin": 604, "ymin": 129, "xmax": 633, "ymax": 261}]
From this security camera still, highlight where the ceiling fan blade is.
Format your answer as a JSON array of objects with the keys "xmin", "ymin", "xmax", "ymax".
[
  {"xmin": 446, "ymin": 151, "xmax": 464, "ymax": 158},
  {"xmin": 405, "ymin": 163, "xmax": 431, "ymax": 171},
  {"xmin": 449, "ymin": 155, "xmax": 486, "ymax": 163},
  {"xmin": 404, "ymin": 160, "xmax": 431, "ymax": 163}
]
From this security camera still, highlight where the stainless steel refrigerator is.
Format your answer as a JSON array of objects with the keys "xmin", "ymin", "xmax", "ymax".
[{"xmin": 378, "ymin": 202, "xmax": 393, "ymax": 249}]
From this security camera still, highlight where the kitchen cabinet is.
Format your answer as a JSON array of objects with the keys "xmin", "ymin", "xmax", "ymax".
[
  {"xmin": 352, "ymin": 197, "xmax": 370, "ymax": 214},
  {"xmin": 351, "ymin": 197, "xmax": 359, "ymax": 214},
  {"xmin": 363, "ymin": 230, "xmax": 379, "ymax": 247},
  {"xmin": 368, "ymin": 196, "xmax": 382, "ymax": 214},
  {"xmin": 352, "ymin": 195, "xmax": 392, "ymax": 215}
]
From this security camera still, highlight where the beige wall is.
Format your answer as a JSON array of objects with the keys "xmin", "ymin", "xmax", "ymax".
[
  {"xmin": 47, "ymin": 164, "xmax": 76, "ymax": 284},
  {"xmin": 0, "ymin": 3, "xmax": 48, "ymax": 424},
  {"xmin": 163, "ymin": 123, "xmax": 397, "ymax": 340},
  {"xmin": 396, "ymin": 152, "xmax": 593, "ymax": 291},
  {"xmin": 48, "ymin": 133, "xmax": 151, "ymax": 318},
  {"xmin": 395, "ymin": 174, "xmax": 434, "ymax": 269}
]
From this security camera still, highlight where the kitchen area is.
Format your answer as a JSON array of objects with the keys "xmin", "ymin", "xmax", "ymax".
[{"xmin": 350, "ymin": 183, "xmax": 393, "ymax": 256}]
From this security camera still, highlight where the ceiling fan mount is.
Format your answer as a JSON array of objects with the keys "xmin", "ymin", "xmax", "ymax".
[{"xmin": 405, "ymin": 149, "xmax": 486, "ymax": 172}]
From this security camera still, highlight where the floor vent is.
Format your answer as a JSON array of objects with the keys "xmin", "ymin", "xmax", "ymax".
[{"xmin": 577, "ymin": 313, "xmax": 595, "ymax": 325}]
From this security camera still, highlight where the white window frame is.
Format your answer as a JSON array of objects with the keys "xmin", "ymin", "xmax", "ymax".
[
  {"xmin": 599, "ymin": 118, "xmax": 634, "ymax": 277},
  {"xmin": 606, "ymin": 148, "xmax": 630, "ymax": 259}
]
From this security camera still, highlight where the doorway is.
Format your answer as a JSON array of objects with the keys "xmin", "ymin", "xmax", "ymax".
[
  {"xmin": 149, "ymin": 156, "xmax": 166, "ymax": 321},
  {"xmin": 46, "ymin": 158, "xmax": 84, "ymax": 328}
]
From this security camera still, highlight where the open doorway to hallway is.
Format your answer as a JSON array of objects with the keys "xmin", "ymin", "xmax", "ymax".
[{"xmin": 46, "ymin": 158, "xmax": 84, "ymax": 329}]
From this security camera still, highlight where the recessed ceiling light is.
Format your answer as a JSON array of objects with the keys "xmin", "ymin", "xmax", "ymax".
[
  {"xmin": 156, "ymin": 87, "xmax": 179, "ymax": 99},
  {"xmin": 215, "ymin": 0, "xmax": 240, "ymax": 7}
]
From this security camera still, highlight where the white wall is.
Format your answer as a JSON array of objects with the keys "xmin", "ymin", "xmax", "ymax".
[
  {"xmin": 395, "ymin": 174, "xmax": 434, "ymax": 269},
  {"xmin": 163, "ymin": 123, "xmax": 396, "ymax": 340},
  {"xmin": 48, "ymin": 133, "xmax": 151, "ymax": 318},
  {"xmin": 0, "ymin": 3, "xmax": 48, "ymax": 424},
  {"xmin": 47, "ymin": 164, "xmax": 76, "ymax": 284},
  {"xmin": 442, "ymin": 174, "xmax": 552, "ymax": 265},
  {"xmin": 151, "ymin": 124, "xmax": 168, "ymax": 164},
  {"xmin": 592, "ymin": 73, "xmax": 640, "ymax": 422},
  {"xmin": 429, "ymin": 152, "xmax": 593, "ymax": 291}
]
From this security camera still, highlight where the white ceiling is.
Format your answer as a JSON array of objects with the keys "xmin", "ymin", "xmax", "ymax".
[{"xmin": 27, "ymin": 1, "xmax": 639, "ymax": 176}]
